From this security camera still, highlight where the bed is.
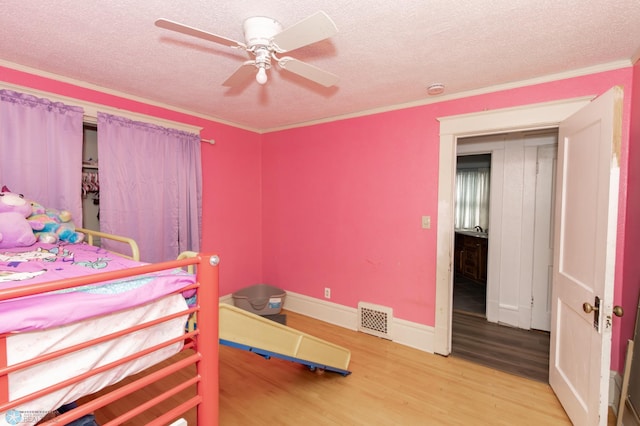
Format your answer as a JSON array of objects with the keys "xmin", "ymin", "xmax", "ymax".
[{"xmin": 0, "ymin": 228, "xmax": 219, "ymax": 425}]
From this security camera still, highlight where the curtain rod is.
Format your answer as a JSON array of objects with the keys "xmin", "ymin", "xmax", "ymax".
[{"xmin": 201, "ymin": 138, "xmax": 215, "ymax": 145}]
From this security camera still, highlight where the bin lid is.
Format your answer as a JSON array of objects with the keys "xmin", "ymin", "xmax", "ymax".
[{"xmin": 232, "ymin": 283, "xmax": 286, "ymax": 299}]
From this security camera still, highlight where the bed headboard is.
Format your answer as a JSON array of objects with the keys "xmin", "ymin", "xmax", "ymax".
[{"xmin": 76, "ymin": 227, "xmax": 140, "ymax": 261}]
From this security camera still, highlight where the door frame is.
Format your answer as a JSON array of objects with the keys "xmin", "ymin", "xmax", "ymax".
[{"xmin": 434, "ymin": 96, "xmax": 593, "ymax": 356}]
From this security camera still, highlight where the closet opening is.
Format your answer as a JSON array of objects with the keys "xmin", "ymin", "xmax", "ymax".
[{"xmin": 82, "ymin": 123, "xmax": 100, "ymax": 239}]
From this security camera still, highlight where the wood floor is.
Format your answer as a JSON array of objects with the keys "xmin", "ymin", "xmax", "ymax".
[
  {"xmin": 450, "ymin": 279, "xmax": 617, "ymax": 425},
  {"xmin": 84, "ymin": 309, "xmax": 572, "ymax": 425}
]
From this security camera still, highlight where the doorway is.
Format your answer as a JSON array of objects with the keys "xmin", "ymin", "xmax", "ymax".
[
  {"xmin": 435, "ymin": 91, "xmax": 621, "ymax": 423},
  {"xmin": 452, "ymin": 152, "xmax": 491, "ymax": 318},
  {"xmin": 452, "ymin": 131, "xmax": 557, "ymax": 330},
  {"xmin": 433, "ymin": 96, "xmax": 592, "ymax": 357},
  {"xmin": 451, "ymin": 131, "xmax": 557, "ymax": 382}
]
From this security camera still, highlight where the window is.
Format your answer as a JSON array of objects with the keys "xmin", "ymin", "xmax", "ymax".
[{"xmin": 455, "ymin": 155, "xmax": 490, "ymax": 230}]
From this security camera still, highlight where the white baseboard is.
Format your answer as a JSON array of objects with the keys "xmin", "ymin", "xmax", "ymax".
[
  {"xmin": 281, "ymin": 291, "xmax": 358, "ymax": 330},
  {"xmin": 611, "ymin": 370, "xmax": 622, "ymax": 416},
  {"xmin": 390, "ymin": 316, "xmax": 436, "ymax": 353},
  {"xmin": 282, "ymin": 291, "xmax": 435, "ymax": 353}
]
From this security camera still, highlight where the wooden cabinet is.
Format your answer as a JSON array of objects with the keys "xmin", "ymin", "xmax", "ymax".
[
  {"xmin": 478, "ymin": 237, "xmax": 488, "ymax": 282},
  {"xmin": 454, "ymin": 233, "xmax": 488, "ymax": 283},
  {"xmin": 454, "ymin": 233, "xmax": 464, "ymax": 275}
]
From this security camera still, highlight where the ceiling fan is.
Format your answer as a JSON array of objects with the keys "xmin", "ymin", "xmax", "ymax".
[{"xmin": 155, "ymin": 11, "xmax": 339, "ymax": 88}]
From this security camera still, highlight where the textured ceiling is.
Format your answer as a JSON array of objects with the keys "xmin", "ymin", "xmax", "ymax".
[{"xmin": 1, "ymin": 1, "xmax": 639, "ymax": 132}]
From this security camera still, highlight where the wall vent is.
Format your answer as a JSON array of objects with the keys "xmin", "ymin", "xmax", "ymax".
[{"xmin": 357, "ymin": 302, "xmax": 393, "ymax": 339}]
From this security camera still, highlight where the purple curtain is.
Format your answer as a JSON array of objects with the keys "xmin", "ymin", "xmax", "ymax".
[
  {"xmin": 0, "ymin": 89, "xmax": 84, "ymax": 223},
  {"xmin": 97, "ymin": 112, "xmax": 202, "ymax": 263}
]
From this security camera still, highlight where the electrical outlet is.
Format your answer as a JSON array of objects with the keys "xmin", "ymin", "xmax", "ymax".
[
  {"xmin": 421, "ymin": 215, "xmax": 431, "ymax": 229},
  {"xmin": 324, "ymin": 287, "xmax": 331, "ymax": 299}
]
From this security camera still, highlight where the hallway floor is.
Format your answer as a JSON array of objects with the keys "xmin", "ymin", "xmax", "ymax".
[
  {"xmin": 452, "ymin": 311, "xmax": 550, "ymax": 382},
  {"xmin": 452, "ymin": 274, "xmax": 550, "ymax": 383},
  {"xmin": 453, "ymin": 273, "xmax": 486, "ymax": 317}
]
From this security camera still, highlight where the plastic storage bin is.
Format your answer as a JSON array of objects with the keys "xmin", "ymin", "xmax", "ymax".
[{"xmin": 232, "ymin": 284, "xmax": 286, "ymax": 316}]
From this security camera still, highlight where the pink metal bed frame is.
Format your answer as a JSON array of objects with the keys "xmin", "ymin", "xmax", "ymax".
[{"xmin": 0, "ymin": 252, "xmax": 220, "ymax": 425}]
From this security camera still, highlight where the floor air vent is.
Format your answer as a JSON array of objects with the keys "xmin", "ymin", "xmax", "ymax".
[{"xmin": 357, "ymin": 302, "xmax": 392, "ymax": 339}]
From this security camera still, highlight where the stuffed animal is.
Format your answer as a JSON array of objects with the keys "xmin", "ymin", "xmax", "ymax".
[
  {"xmin": 28, "ymin": 201, "xmax": 85, "ymax": 244},
  {"xmin": 0, "ymin": 187, "xmax": 44, "ymax": 249}
]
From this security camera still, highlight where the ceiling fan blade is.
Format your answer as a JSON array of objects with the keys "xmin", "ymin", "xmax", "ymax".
[
  {"xmin": 271, "ymin": 11, "xmax": 338, "ymax": 52},
  {"xmin": 278, "ymin": 57, "xmax": 339, "ymax": 87},
  {"xmin": 222, "ymin": 61, "xmax": 257, "ymax": 87},
  {"xmin": 155, "ymin": 18, "xmax": 246, "ymax": 49}
]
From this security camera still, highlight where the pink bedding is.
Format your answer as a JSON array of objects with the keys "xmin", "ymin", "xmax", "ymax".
[{"xmin": 0, "ymin": 242, "xmax": 195, "ymax": 334}]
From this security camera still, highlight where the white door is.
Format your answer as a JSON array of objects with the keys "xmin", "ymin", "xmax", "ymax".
[
  {"xmin": 549, "ymin": 86, "xmax": 623, "ymax": 425},
  {"xmin": 531, "ymin": 144, "xmax": 556, "ymax": 331}
]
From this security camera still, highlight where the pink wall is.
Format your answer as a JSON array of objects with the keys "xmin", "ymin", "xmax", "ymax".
[
  {"xmin": 2, "ymin": 64, "xmax": 638, "ymax": 373},
  {"xmin": 0, "ymin": 66, "xmax": 264, "ymax": 297},
  {"xmin": 619, "ymin": 59, "xmax": 640, "ymax": 370},
  {"xmin": 262, "ymin": 110, "xmax": 438, "ymax": 324},
  {"xmin": 262, "ymin": 68, "xmax": 635, "ymax": 371},
  {"xmin": 199, "ymin": 127, "xmax": 263, "ymax": 295}
]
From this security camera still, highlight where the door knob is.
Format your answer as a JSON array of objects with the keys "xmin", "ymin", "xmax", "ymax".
[
  {"xmin": 583, "ymin": 302, "xmax": 598, "ymax": 314},
  {"xmin": 583, "ymin": 302, "xmax": 623, "ymax": 317}
]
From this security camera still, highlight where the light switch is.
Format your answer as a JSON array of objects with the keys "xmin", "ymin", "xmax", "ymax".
[{"xmin": 421, "ymin": 215, "xmax": 431, "ymax": 229}]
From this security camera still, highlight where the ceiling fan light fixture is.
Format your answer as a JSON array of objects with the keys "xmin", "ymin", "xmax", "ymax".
[
  {"xmin": 256, "ymin": 67, "xmax": 268, "ymax": 85},
  {"xmin": 254, "ymin": 47, "xmax": 271, "ymax": 85}
]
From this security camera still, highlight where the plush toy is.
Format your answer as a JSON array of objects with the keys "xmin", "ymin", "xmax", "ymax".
[
  {"xmin": 28, "ymin": 201, "xmax": 85, "ymax": 244},
  {"xmin": 0, "ymin": 187, "xmax": 44, "ymax": 249}
]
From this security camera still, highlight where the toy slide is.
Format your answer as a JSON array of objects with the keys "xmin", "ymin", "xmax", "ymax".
[{"xmin": 219, "ymin": 304, "xmax": 351, "ymax": 376}]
